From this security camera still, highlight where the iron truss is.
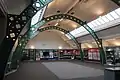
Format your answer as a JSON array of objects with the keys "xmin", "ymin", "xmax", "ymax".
[
  {"xmin": 0, "ymin": 0, "xmax": 53, "ymax": 79},
  {"xmin": 18, "ymin": 14, "xmax": 106, "ymax": 64}
]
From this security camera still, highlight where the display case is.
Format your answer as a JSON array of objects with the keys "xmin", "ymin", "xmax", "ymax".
[
  {"xmin": 105, "ymin": 46, "xmax": 120, "ymax": 65},
  {"xmin": 22, "ymin": 49, "xmax": 80, "ymax": 61},
  {"xmin": 83, "ymin": 48, "xmax": 100, "ymax": 62}
]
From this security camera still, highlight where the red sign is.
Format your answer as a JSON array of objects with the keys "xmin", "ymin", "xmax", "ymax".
[{"xmin": 88, "ymin": 48, "xmax": 100, "ymax": 60}]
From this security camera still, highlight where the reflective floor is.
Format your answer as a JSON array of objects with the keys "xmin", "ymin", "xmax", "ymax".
[{"xmin": 4, "ymin": 60, "xmax": 104, "ymax": 80}]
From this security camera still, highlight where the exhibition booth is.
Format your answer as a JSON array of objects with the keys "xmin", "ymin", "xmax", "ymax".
[{"xmin": 22, "ymin": 49, "xmax": 80, "ymax": 61}]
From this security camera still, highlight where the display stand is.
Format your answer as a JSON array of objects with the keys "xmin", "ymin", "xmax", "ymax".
[
  {"xmin": 104, "ymin": 46, "xmax": 120, "ymax": 80},
  {"xmin": 104, "ymin": 67, "xmax": 120, "ymax": 80}
]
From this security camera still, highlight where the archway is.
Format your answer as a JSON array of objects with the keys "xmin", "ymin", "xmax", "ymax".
[
  {"xmin": 23, "ymin": 14, "xmax": 106, "ymax": 64},
  {"xmin": 10, "ymin": 26, "xmax": 83, "ymax": 70},
  {"xmin": 0, "ymin": 0, "xmax": 53, "ymax": 78}
]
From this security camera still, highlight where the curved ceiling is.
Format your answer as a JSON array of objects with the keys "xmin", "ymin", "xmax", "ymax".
[
  {"xmin": 43, "ymin": 0, "xmax": 118, "ymax": 31},
  {"xmin": 2, "ymin": 0, "xmax": 31, "ymax": 14},
  {"xmin": 2, "ymin": 0, "xmax": 119, "ymax": 44},
  {"xmin": 3, "ymin": 0, "xmax": 119, "ymax": 31}
]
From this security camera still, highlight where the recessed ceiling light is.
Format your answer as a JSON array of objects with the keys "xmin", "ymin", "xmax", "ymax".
[
  {"xmin": 58, "ymin": 46, "xmax": 62, "ymax": 49},
  {"xmin": 71, "ymin": 12, "xmax": 74, "ymax": 15},
  {"xmin": 55, "ymin": 23, "xmax": 58, "ymax": 26},
  {"xmin": 30, "ymin": 45, "xmax": 35, "ymax": 49},
  {"xmin": 57, "ymin": 10, "xmax": 60, "ymax": 13},
  {"xmin": 96, "ymin": 9, "xmax": 104, "ymax": 16}
]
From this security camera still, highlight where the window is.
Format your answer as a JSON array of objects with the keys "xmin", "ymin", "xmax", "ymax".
[
  {"xmin": 101, "ymin": 16, "xmax": 109, "ymax": 22},
  {"xmin": 31, "ymin": 10, "xmax": 42, "ymax": 25},
  {"xmin": 97, "ymin": 17, "xmax": 105, "ymax": 24},
  {"xmin": 87, "ymin": 23, "xmax": 94, "ymax": 28},
  {"xmin": 69, "ymin": 8, "xmax": 120, "ymax": 39},
  {"xmin": 70, "ymin": 30, "xmax": 76, "ymax": 35},
  {"xmin": 31, "ymin": 6, "xmax": 47, "ymax": 26},
  {"xmin": 115, "ymin": 8, "xmax": 120, "ymax": 16},
  {"xmin": 110, "ymin": 11, "xmax": 119, "ymax": 19},
  {"xmin": 75, "ymin": 27, "xmax": 81, "ymax": 33},
  {"xmin": 94, "ymin": 19, "xmax": 101, "ymax": 25},
  {"xmin": 90, "ymin": 21, "xmax": 98, "ymax": 27},
  {"xmin": 105, "ymin": 14, "xmax": 114, "ymax": 21}
]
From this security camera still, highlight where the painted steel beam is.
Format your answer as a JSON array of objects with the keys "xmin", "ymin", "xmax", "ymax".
[
  {"xmin": 23, "ymin": 14, "xmax": 106, "ymax": 64},
  {"xmin": 0, "ymin": 0, "xmax": 53, "ymax": 79},
  {"xmin": 16, "ymin": 26, "xmax": 83, "ymax": 62}
]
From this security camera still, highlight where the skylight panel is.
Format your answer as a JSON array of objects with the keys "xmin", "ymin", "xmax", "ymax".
[
  {"xmin": 97, "ymin": 17, "xmax": 105, "ymax": 24},
  {"xmin": 101, "ymin": 16, "xmax": 109, "ymax": 22},
  {"xmin": 94, "ymin": 19, "xmax": 101, "ymax": 25},
  {"xmin": 115, "ymin": 8, "xmax": 120, "ymax": 16},
  {"xmin": 90, "ymin": 21, "xmax": 97, "ymax": 27},
  {"xmin": 105, "ymin": 14, "xmax": 114, "ymax": 21},
  {"xmin": 110, "ymin": 11, "xmax": 119, "ymax": 19},
  {"xmin": 87, "ymin": 23, "xmax": 94, "ymax": 28}
]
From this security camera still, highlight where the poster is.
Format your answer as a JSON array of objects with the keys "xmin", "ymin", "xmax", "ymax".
[{"xmin": 88, "ymin": 48, "xmax": 100, "ymax": 60}]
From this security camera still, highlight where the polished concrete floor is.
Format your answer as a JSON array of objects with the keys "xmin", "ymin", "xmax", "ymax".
[{"xmin": 4, "ymin": 60, "xmax": 104, "ymax": 80}]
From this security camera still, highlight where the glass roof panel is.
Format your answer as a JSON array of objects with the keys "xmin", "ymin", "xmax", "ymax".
[
  {"xmin": 110, "ymin": 11, "xmax": 119, "ymax": 19},
  {"xmin": 115, "ymin": 8, "xmax": 120, "ymax": 16},
  {"xmin": 87, "ymin": 23, "xmax": 94, "ymax": 28},
  {"xmin": 97, "ymin": 17, "xmax": 105, "ymax": 24},
  {"xmin": 90, "ymin": 21, "xmax": 98, "ymax": 27},
  {"xmin": 94, "ymin": 19, "xmax": 101, "ymax": 25},
  {"xmin": 105, "ymin": 14, "xmax": 114, "ymax": 21},
  {"xmin": 101, "ymin": 16, "xmax": 109, "ymax": 22}
]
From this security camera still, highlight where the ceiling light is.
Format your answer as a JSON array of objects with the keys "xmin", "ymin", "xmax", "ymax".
[
  {"xmin": 58, "ymin": 46, "xmax": 62, "ymax": 49},
  {"xmin": 114, "ymin": 42, "xmax": 120, "ymax": 46},
  {"xmin": 71, "ymin": 12, "xmax": 74, "ymax": 15},
  {"xmin": 95, "ymin": 9, "xmax": 104, "ymax": 16},
  {"xmin": 72, "ymin": 24, "xmax": 78, "ymax": 28},
  {"xmin": 30, "ymin": 45, "xmax": 35, "ymax": 49},
  {"xmin": 55, "ymin": 23, "xmax": 58, "ymax": 26},
  {"xmin": 105, "ymin": 38, "xmax": 116, "ymax": 41},
  {"xmin": 31, "ymin": 28, "xmax": 35, "ymax": 31},
  {"xmin": 107, "ymin": 48, "xmax": 112, "ymax": 51},
  {"xmin": 60, "ymin": 18, "xmax": 63, "ymax": 21},
  {"xmin": 36, "ymin": 3, "xmax": 40, "ymax": 7},
  {"xmin": 19, "ymin": 43, "xmax": 22, "ymax": 46},
  {"xmin": 61, "ymin": 32, "xmax": 64, "ymax": 34},
  {"xmin": 86, "ymin": 43, "xmax": 92, "ymax": 48}
]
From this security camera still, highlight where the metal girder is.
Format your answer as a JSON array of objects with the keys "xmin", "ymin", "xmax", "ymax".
[
  {"xmin": 23, "ymin": 14, "xmax": 106, "ymax": 64},
  {"xmin": 14, "ymin": 13, "xmax": 106, "ymax": 65},
  {"xmin": 0, "ymin": 0, "xmax": 53, "ymax": 79},
  {"xmin": 14, "ymin": 26, "xmax": 84, "ymax": 62},
  {"xmin": 38, "ymin": 26, "xmax": 83, "ymax": 59}
]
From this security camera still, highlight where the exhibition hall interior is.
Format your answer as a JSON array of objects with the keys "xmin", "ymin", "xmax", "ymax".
[{"xmin": 0, "ymin": 0, "xmax": 120, "ymax": 80}]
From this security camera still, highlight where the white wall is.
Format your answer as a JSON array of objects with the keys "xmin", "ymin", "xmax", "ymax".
[{"xmin": 25, "ymin": 31, "xmax": 72, "ymax": 49}]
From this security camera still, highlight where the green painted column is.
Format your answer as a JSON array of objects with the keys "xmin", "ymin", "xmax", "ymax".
[
  {"xmin": 98, "ymin": 39, "xmax": 106, "ymax": 65},
  {"xmin": 79, "ymin": 43, "xmax": 84, "ymax": 61}
]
